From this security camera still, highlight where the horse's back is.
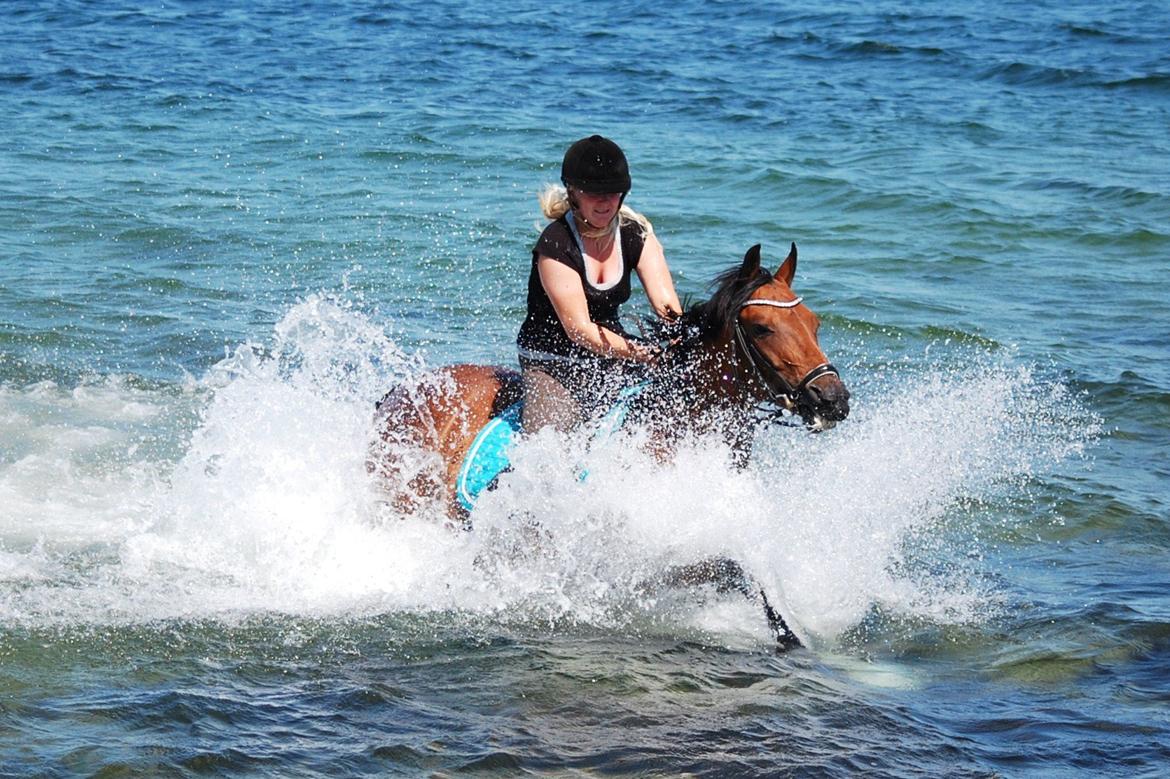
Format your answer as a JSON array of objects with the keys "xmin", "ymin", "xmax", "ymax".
[{"xmin": 371, "ymin": 363, "xmax": 522, "ymax": 514}]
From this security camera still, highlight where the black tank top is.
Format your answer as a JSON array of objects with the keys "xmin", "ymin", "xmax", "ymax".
[{"xmin": 516, "ymin": 214, "xmax": 647, "ymax": 360}]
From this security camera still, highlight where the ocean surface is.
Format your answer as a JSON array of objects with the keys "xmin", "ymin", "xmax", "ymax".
[{"xmin": 2, "ymin": 0, "xmax": 1169, "ymax": 776}]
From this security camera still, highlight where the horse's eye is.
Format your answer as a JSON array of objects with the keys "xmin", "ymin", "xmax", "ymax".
[{"xmin": 750, "ymin": 324, "xmax": 772, "ymax": 338}]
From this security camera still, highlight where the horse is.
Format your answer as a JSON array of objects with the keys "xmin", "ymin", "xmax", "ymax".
[{"xmin": 368, "ymin": 243, "xmax": 850, "ymax": 648}]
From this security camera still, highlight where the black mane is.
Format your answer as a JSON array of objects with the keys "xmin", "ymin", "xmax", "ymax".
[
  {"xmin": 679, "ymin": 262, "xmax": 774, "ymax": 340},
  {"xmin": 635, "ymin": 258, "xmax": 777, "ymax": 441}
]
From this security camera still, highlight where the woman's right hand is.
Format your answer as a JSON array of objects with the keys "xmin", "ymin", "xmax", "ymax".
[{"xmin": 628, "ymin": 339, "xmax": 663, "ymax": 365}]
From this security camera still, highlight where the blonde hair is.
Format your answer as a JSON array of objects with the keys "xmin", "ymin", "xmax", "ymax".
[{"xmin": 538, "ymin": 183, "xmax": 654, "ymax": 237}]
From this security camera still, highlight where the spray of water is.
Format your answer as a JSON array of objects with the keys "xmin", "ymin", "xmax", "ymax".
[{"xmin": 0, "ymin": 297, "xmax": 1097, "ymax": 646}]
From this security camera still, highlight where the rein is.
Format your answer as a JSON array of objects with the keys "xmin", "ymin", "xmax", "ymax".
[{"xmin": 732, "ymin": 298, "xmax": 839, "ymax": 410}]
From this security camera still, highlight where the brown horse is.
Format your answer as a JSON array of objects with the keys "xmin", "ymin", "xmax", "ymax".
[
  {"xmin": 369, "ymin": 242, "xmax": 849, "ymax": 518},
  {"xmin": 369, "ymin": 243, "xmax": 849, "ymax": 650}
]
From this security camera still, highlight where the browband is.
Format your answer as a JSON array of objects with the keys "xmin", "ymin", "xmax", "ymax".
[{"xmin": 740, "ymin": 297, "xmax": 803, "ymax": 309}]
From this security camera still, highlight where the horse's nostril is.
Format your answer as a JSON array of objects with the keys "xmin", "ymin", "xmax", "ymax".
[
  {"xmin": 806, "ymin": 379, "xmax": 838, "ymax": 405},
  {"xmin": 807, "ymin": 379, "xmax": 850, "ymax": 421}
]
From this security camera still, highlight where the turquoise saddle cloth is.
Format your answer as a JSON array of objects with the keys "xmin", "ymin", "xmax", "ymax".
[{"xmin": 454, "ymin": 383, "xmax": 644, "ymax": 512}]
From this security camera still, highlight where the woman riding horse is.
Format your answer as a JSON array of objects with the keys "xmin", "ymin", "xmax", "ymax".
[
  {"xmin": 516, "ymin": 135, "xmax": 682, "ymax": 432},
  {"xmin": 371, "ymin": 188, "xmax": 850, "ymax": 648}
]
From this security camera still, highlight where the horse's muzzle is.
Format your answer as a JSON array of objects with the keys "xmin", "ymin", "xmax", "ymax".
[{"xmin": 799, "ymin": 376, "xmax": 850, "ymax": 430}]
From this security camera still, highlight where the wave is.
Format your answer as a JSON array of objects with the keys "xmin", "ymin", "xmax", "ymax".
[
  {"xmin": 1060, "ymin": 22, "xmax": 1151, "ymax": 45},
  {"xmin": 839, "ymin": 39, "xmax": 950, "ymax": 59},
  {"xmin": 1028, "ymin": 178, "xmax": 1166, "ymax": 207},
  {"xmin": 1103, "ymin": 73, "xmax": 1170, "ymax": 92},
  {"xmin": 979, "ymin": 61, "xmax": 1170, "ymax": 94},
  {"xmin": 979, "ymin": 61, "xmax": 1099, "ymax": 88},
  {"xmin": 1079, "ymin": 372, "xmax": 1170, "ymax": 419},
  {"xmin": 0, "ymin": 72, "xmax": 36, "ymax": 87}
]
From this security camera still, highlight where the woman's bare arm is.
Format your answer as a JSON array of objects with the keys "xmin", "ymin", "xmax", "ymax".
[
  {"xmin": 538, "ymin": 256, "xmax": 658, "ymax": 363},
  {"xmin": 635, "ymin": 232, "xmax": 682, "ymax": 320}
]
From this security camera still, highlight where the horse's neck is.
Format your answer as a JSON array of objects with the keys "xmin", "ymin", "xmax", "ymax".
[{"xmin": 649, "ymin": 333, "xmax": 753, "ymax": 435}]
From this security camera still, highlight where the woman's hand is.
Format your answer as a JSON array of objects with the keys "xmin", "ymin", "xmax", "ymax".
[{"xmin": 628, "ymin": 339, "xmax": 663, "ymax": 365}]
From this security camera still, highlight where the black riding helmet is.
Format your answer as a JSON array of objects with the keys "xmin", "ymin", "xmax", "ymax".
[{"xmin": 561, "ymin": 135, "xmax": 631, "ymax": 195}]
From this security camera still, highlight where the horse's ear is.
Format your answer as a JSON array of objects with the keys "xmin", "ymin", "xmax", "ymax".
[
  {"xmin": 738, "ymin": 244, "xmax": 763, "ymax": 282},
  {"xmin": 775, "ymin": 242, "xmax": 797, "ymax": 286}
]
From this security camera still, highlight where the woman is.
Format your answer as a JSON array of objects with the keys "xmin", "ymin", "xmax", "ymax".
[{"xmin": 516, "ymin": 135, "xmax": 682, "ymax": 432}]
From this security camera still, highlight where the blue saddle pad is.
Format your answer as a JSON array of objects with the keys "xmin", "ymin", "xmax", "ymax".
[
  {"xmin": 454, "ymin": 383, "xmax": 645, "ymax": 512},
  {"xmin": 455, "ymin": 401, "xmax": 522, "ymax": 512}
]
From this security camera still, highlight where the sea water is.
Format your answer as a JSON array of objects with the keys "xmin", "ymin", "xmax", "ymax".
[{"xmin": 2, "ymin": 0, "xmax": 1168, "ymax": 775}]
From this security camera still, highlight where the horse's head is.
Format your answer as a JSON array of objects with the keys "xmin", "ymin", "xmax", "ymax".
[{"xmin": 726, "ymin": 243, "xmax": 850, "ymax": 430}]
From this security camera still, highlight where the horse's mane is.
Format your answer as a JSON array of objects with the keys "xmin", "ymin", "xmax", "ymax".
[
  {"xmin": 641, "ymin": 260, "xmax": 774, "ymax": 398},
  {"xmin": 678, "ymin": 262, "xmax": 774, "ymax": 341}
]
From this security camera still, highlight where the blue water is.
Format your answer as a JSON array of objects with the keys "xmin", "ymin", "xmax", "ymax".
[{"xmin": 2, "ymin": 0, "xmax": 1169, "ymax": 775}]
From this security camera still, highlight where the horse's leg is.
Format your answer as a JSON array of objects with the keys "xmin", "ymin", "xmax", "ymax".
[
  {"xmin": 367, "ymin": 383, "xmax": 449, "ymax": 517},
  {"xmin": 650, "ymin": 557, "xmax": 802, "ymax": 650},
  {"xmin": 724, "ymin": 408, "xmax": 759, "ymax": 469}
]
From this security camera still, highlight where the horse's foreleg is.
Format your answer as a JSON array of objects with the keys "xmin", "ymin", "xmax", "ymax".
[{"xmin": 649, "ymin": 556, "xmax": 802, "ymax": 650}]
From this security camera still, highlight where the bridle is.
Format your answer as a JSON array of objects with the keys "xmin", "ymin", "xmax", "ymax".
[{"xmin": 732, "ymin": 297, "xmax": 840, "ymax": 411}]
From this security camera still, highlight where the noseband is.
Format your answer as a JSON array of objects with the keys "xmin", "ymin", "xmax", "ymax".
[{"xmin": 732, "ymin": 298, "xmax": 839, "ymax": 409}]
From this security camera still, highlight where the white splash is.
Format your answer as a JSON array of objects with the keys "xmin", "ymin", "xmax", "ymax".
[{"xmin": 0, "ymin": 298, "xmax": 1097, "ymax": 648}]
